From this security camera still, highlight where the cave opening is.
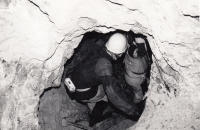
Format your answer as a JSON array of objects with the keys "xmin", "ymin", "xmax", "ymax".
[{"xmin": 38, "ymin": 30, "xmax": 152, "ymax": 130}]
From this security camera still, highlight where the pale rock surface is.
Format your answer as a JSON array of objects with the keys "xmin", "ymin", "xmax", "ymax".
[{"xmin": 0, "ymin": 0, "xmax": 199, "ymax": 130}]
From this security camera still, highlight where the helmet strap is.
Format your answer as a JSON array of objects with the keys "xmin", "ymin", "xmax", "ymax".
[{"xmin": 106, "ymin": 49, "xmax": 117, "ymax": 60}]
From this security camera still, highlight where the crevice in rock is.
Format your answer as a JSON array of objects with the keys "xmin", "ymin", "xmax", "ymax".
[
  {"xmin": 106, "ymin": 0, "xmax": 137, "ymax": 12},
  {"xmin": 28, "ymin": 0, "xmax": 56, "ymax": 25},
  {"xmin": 106, "ymin": 0, "xmax": 123, "ymax": 6},
  {"xmin": 183, "ymin": 14, "xmax": 199, "ymax": 20},
  {"xmin": 44, "ymin": 47, "xmax": 58, "ymax": 62},
  {"xmin": 95, "ymin": 25, "xmax": 116, "ymax": 30}
]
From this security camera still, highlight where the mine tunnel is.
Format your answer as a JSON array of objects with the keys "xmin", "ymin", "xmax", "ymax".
[
  {"xmin": 0, "ymin": 0, "xmax": 199, "ymax": 130},
  {"xmin": 38, "ymin": 30, "xmax": 152, "ymax": 130}
]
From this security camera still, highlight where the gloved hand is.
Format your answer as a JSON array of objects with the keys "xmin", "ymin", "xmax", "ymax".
[
  {"xmin": 128, "ymin": 44, "xmax": 137, "ymax": 58},
  {"xmin": 124, "ymin": 85, "xmax": 134, "ymax": 99},
  {"xmin": 136, "ymin": 43, "xmax": 146, "ymax": 57}
]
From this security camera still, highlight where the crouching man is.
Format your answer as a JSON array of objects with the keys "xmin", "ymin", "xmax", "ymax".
[{"xmin": 65, "ymin": 33, "xmax": 139, "ymax": 126}]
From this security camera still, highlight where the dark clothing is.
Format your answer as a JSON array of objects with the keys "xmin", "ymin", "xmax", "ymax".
[
  {"xmin": 70, "ymin": 46, "xmax": 112, "ymax": 101},
  {"xmin": 69, "ymin": 45, "xmax": 138, "ymax": 116},
  {"xmin": 137, "ymin": 43, "xmax": 147, "ymax": 57},
  {"xmin": 128, "ymin": 44, "xmax": 147, "ymax": 58},
  {"xmin": 128, "ymin": 44, "xmax": 137, "ymax": 58}
]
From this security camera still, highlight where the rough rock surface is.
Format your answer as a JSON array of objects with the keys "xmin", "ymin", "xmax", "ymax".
[
  {"xmin": 38, "ymin": 82, "xmax": 89, "ymax": 130},
  {"xmin": 0, "ymin": 0, "xmax": 199, "ymax": 130}
]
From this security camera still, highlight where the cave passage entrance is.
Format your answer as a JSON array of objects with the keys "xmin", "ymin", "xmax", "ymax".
[{"xmin": 38, "ymin": 30, "xmax": 152, "ymax": 130}]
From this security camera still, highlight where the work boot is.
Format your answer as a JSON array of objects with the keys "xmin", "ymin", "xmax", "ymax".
[
  {"xmin": 89, "ymin": 112, "xmax": 112, "ymax": 127},
  {"xmin": 88, "ymin": 101, "xmax": 110, "ymax": 127}
]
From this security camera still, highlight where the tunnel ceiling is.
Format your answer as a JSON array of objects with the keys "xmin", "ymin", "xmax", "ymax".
[{"xmin": 0, "ymin": 0, "xmax": 200, "ymax": 130}]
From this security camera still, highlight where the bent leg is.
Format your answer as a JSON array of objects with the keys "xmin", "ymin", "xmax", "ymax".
[
  {"xmin": 125, "ymin": 73, "xmax": 146, "ymax": 104},
  {"xmin": 132, "ymin": 84, "xmax": 143, "ymax": 103},
  {"xmin": 87, "ymin": 102, "xmax": 96, "ymax": 114}
]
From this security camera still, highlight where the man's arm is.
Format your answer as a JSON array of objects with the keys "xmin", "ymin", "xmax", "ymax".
[{"xmin": 95, "ymin": 58, "xmax": 139, "ymax": 116}]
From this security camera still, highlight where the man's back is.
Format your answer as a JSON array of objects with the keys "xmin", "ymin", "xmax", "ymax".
[{"xmin": 70, "ymin": 45, "xmax": 112, "ymax": 100}]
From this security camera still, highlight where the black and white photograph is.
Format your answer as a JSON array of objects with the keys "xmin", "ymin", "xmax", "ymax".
[{"xmin": 0, "ymin": 0, "xmax": 199, "ymax": 130}]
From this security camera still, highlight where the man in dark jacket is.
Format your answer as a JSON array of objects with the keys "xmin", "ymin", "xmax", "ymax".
[{"xmin": 65, "ymin": 33, "xmax": 139, "ymax": 126}]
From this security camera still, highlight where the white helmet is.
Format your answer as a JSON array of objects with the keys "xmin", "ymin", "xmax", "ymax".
[{"xmin": 105, "ymin": 33, "xmax": 127, "ymax": 54}]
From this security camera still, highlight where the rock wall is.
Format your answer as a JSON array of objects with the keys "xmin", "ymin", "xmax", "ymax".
[
  {"xmin": 0, "ymin": 0, "xmax": 199, "ymax": 129},
  {"xmin": 38, "ymin": 82, "xmax": 89, "ymax": 130}
]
